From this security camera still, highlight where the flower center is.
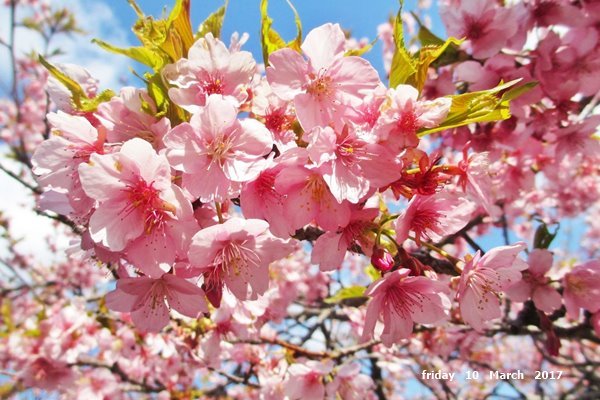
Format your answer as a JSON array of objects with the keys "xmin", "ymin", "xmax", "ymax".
[
  {"xmin": 213, "ymin": 241, "xmax": 260, "ymax": 278},
  {"xmin": 122, "ymin": 177, "xmax": 175, "ymax": 234},
  {"xmin": 201, "ymin": 74, "xmax": 225, "ymax": 96},
  {"xmin": 397, "ymin": 111, "xmax": 418, "ymax": 134},
  {"xmin": 385, "ymin": 285, "xmax": 426, "ymax": 318},
  {"xmin": 207, "ymin": 134, "xmax": 235, "ymax": 165},
  {"xmin": 307, "ymin": 71, "xmax": 334, "ymax": 99}
]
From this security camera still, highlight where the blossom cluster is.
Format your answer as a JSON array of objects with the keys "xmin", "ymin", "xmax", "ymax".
[{"xmin": 2, "ymin": 0, "xmax": 600, "ymax": 398}]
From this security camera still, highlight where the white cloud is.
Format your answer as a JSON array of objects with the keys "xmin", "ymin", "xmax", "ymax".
[{"xmin": 0, "ymin": 0, "xmax": 133, "ymax": 91}]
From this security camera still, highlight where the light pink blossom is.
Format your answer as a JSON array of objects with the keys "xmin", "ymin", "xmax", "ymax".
[
  {"xmin": 96, "ymin": 87, "xmax": 170, "ymax": 149},
  {"xmin": 307, "ymin": 125, "xmax": 402, "ymax": 203},
  {"xmin": 105, "ymin": 273, "xmax": 208, "ymax": 333},
  {"xmin": 266, "ymin": 23, "xmax": 381, "ymax": 131},
  {"xmin": 361, "ymin": 269, "xmax": 450, "ymax": 346},
  {"xmin": 505, "ymin": 249, "xmax": 562, "ymax": 313},
  {"xmin": 284, "ymin": 360, "xmax": 333, "ymax": 400},
  {"xmin": 163, "ymin": 95, "xmax": 273, "ymax": 202},
  {"xmin": 376, "ymin": 85, "xmax": 451, "ymax": 151},
  {"xmin": 78, "ymin": 138, "xmax": 196, "ymax": 276},
  {"xmin": 188, "ymin": 218, "xmax": 293, "ymax": 306},
  {"xmin": 162, "ymin": 33, "xmax": 256, "ymax": 113},
  {"xmin": 563, "ymin": 260, "xmax": 600, "ymax": 318},
  {"xmin": 457, "ymin": 243, "xmax": 528, "ymax": 331}
]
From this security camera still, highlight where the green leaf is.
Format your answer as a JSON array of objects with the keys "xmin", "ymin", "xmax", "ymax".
[
  {"xmin": 98, "ymin": 0, "xmax": 196, "ymax": 71},
  {"xmin": 92, "ymin": 39, "xmax": 164, "ymax": 70},
  {"xmin": 418, "ymin": 79, "xmax": 528, "ymax": 137},
  {"xmin": 410, "ymin": 37, "xmax": 463, "ymax": 93},
  {"xmin": 344, "ymin": 37, "xmax": 378, "ymax": 57},
  {"xmin": 39, "ymin": 55, "xmax": 115, "ymax": 112},
  {"xmin": 365, "ymin": 265, "xmax": 382, "ymax": 282},
  {"xmin": 501, "ymin": 81, "xmax": 538, "ymax": 102},
  {"xmin": 260, "ymin": 0, "xmax": 302, "ymax": 66},
  {"xmin": 324, "ymin": 286, "xmax": 367, "ymax": 305},
  {"xmin": 197, "ymin": 1, "xmax": 228, "ymax": 39},
  {"xmin": 389, "ymin": 1, "xmax": 416, "ymax": 88}
]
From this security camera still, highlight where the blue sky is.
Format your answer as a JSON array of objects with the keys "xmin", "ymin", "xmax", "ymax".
[{"xmin": 104, "ymin": 0, "xmax": 445, "ymax": 76}]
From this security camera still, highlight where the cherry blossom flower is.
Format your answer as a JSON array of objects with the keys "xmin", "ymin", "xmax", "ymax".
[
  {"xmin": 266, "ymin": 23, "xmax": 381, "ymax": 131},
  {"xmin": 96, "ymin": 87, "xmax": 170, "ymax": 149},
  {"xmin": 376, "ymin": 85, "xmax": 451, "ymax": 151},
  {"xmin": 505, "ymin": 249, "xmax": 562, "ymax": 313},
  {"xmin": 31, "ymin": 111, "xmax": 105, "ymax": 219},
  {"xmin": 395, "ymin": 191, "xmax": 476, "ymax": 244},
  {"xmin": 284, "ymin": 360, "xmax": 333, "ymax": 400},
  {"xmin": 188, "ymin": 218, "xmax": 294, "ymax": 307},
  {"xmin": 274, "ymin": 161, "xmax": 352, "ymax": 232},
  {"xmin": 307, "ymin": 125, "xmax": 402, "ymax": 203},
  {"xmin": 361, "ymin": 269, "xmax": 451, "ymax": 346},
  {"xmin": 163, "ymin": 95, "xmax": 273, "ymax": 202},
  {"xmin": 311, "ymin": 206, "xmax": 378, "ymax": 271},
  {"xmin": 78, "ymin": 138, "xmax": 196, "ymax": 276},
  {"xmin": 162, "ymin": 33, "xmax": 256, "ymax": 113},
  {"xmin": 327, "ymin": 363, "xmax": 374, "ymax": 400},
  {"xmin": 105, "ymin": 274, "xmax": 208, "ymax": 333},
  {"xmin": 457, "ymin": 243, "xmax": 528, "ymax": 331},
  {"xmin": 441, "ymin": 0, "xmax": 518, "ymax": 59},
  {"xmin": 563, "ymin": 260, "xmax": 600, "ymax": 318},
  {"xmin": 20, "ymin": 357, "xmax": 75, "ymax": 391}
]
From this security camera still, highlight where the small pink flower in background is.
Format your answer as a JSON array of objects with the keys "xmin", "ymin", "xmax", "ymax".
[
  {"xmin": 188, "ymin": 218, "xmax": 294, "ymax": 307},
  {"xmin": 284, "ymin": 359, "xmax": 333, "ymax": 400},
  {"xmin": 441, "ymin": 0, "xmax": 518, "ymax": 59},
  {"xmin": 563, "ymin": 260, "xmax": 600, "ymax": 319},
  {"xmin": 162, "ymin": 33, "xmax": 256, "ymax": 113},
  {"xmin": 31, "ymin": 111, "xmax": 105, "ymax": 218},
  {"xmin": 78, "ymin": 138, "xmax": 196, "ymax": 276},
  {"xmin": 311, "ymin": 206, "xmax": 378, "ymax": 271},
  {"xmin": 96, "ymin": 87, "xmax": 170, "ymax": 149},
  {"xmin": 105, "ymin": 274, "xmax": 208, "ymax": 333},
  {"xmin": 505, "ymin": 249, "xmax": 562, "ymax": 313},
  {"xmin": 395, "ymin": 191, "xmax": 476, "ymax": 244},
  {"xmin": 20, "ymin": 357, "xmax": 74, "ymax": 391},
  {"xmin": 457, "ymin": 243, "xmax": 528, "ymax": 331},
  {"xmin": 361, "ymin": 269, "xmax": 450, "ymax": 347},
  {"xmin": 163, "ymin": 95, "xmax": 273, "ymax": 202},
  {"xmin": 266, "ymin": 23, "xmax": 381, "ymax": 131},
  {"xmin": 376, "ymin": 84, "xmax": 451, "ymax": 151},
  {"xmin": 327, "ymin": 362, "xmax": 375, "ymax": 400}
]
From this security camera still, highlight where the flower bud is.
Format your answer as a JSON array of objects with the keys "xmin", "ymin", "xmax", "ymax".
[{"xmin": 371, "ymin": 248, "xmax": 394, "ymax": 273}]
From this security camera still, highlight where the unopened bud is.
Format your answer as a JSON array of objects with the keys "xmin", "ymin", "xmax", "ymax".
[{"xmin": 371, "ymin": 248, "xmax": 394, "ymax": 273}]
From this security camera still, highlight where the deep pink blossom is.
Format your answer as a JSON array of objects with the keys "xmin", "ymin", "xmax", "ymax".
[
  {"xmin": 105, "ymin": 273, "xmax": 208, "ymax": 333},
  {"xmin": 266, "ymin": 23, "xmax": 381, "ymax": 131},
  {"xmin": 361, "ymin": 269, "xmax": 450, "ymax": 346},
  {"xmin": 395, "ymin": 191, "xmax": 475, "ymax": 244},
  {"xmin": 457, "ymin": 243, "xmax": 528, "ymax": 331},
  {"xmin": 441, "ymin": 0, "xmax": 518, "ymax": 59}
]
